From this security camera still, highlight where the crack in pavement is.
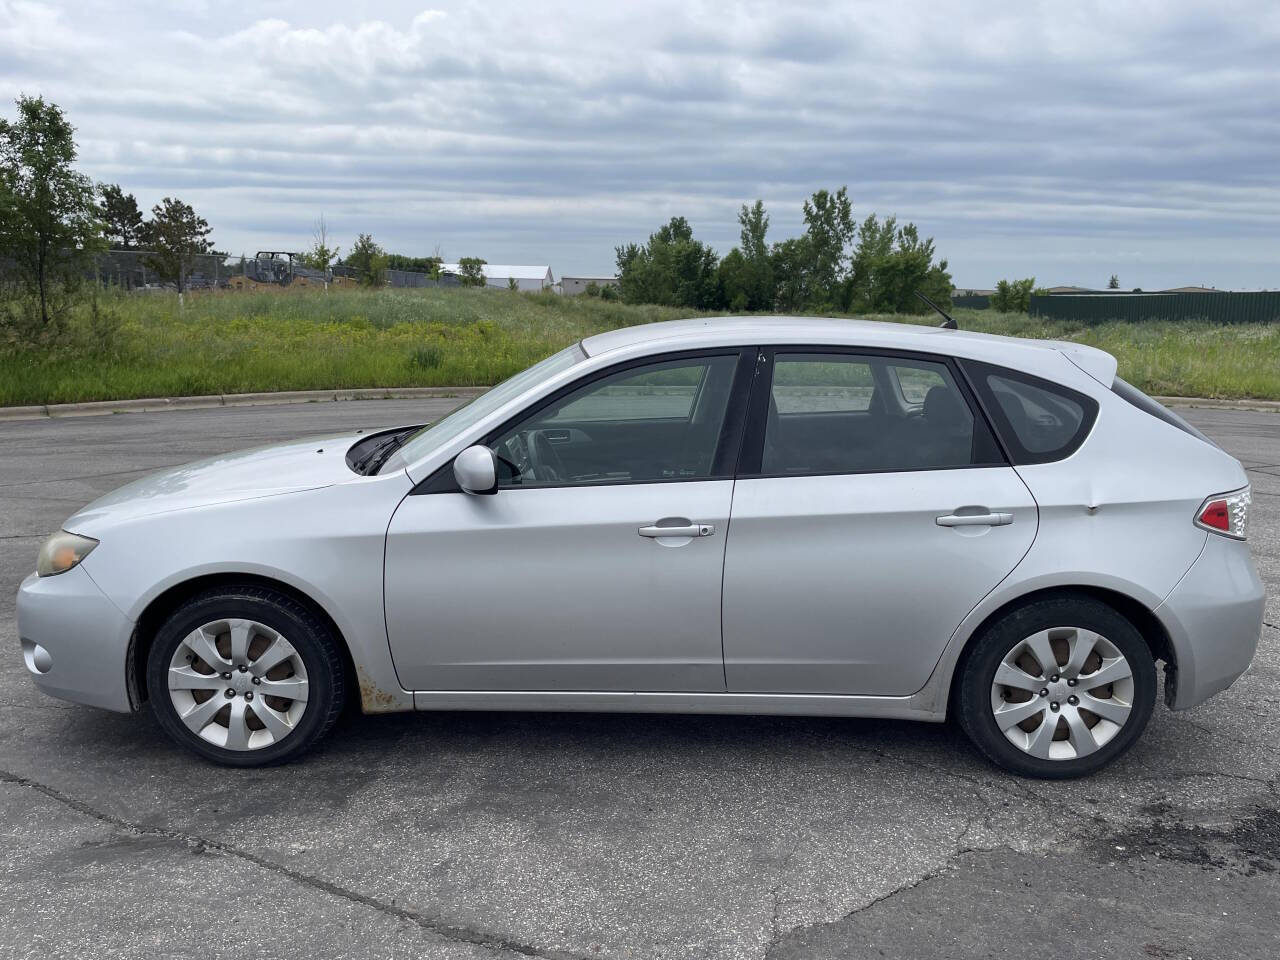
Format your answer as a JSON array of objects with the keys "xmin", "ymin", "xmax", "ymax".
[
  {"xmin": 847, "ymin": 743, "xmax": 1100, "ymax": 830},
  {"xmin": 1166, "ymin": 712, "xmax": 1261, "ymax": 750},
  {"xmin": 763, "ymin": 822, "xmax": 1017, "ymax": 958},
  {"xmin": 763, "ymin": 832, "xmax": 805, "ymax": 953},
  {"xmin": 0, "ymin": 768, "xmax": 589, "ymax": 960},
  {"xmin": 1126, "ymin": 771, "xmax": 1280, "ymax": 801}
]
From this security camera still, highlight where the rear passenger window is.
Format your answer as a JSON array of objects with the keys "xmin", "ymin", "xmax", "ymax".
[
  {"xmin": 771, "ymin": 356, "xmax": 875, "ymax": 413},
  {"xmin": 760, "ymin": 353, "xmax": 1002, "ymax": 475},
  {"xmin": 892, "ymin": 364, "xmax": 947, "ymax": 404},
  {"xmin": 965, "ymin": 362, "xmax": 1098, "ymax": 464}
]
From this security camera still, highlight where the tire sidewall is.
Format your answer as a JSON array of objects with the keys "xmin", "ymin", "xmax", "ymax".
[
  {"xmin": 959, "ymin": 597, "xmax": 1157, "ymax": 779},
  {"xmin": 147, "ymin": 590, "xmax": 338, "ymax": 767}
]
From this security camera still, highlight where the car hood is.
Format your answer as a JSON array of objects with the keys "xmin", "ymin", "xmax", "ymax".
[{"xmin": 65, "ymin": 433, "xmax": 366, "ymax": 533}]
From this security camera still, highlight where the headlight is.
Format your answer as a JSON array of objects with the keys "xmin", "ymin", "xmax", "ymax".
[{"xmin": 36, "ymin": 531, "xmax": 99, "ymax": 577}]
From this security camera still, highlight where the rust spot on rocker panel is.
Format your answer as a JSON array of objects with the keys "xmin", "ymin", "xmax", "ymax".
[{"xmin": 356, "ymin": 665, "xmax": 410, "ymax": 713}]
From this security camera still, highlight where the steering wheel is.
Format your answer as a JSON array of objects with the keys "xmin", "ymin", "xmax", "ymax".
[{"xmin": 526, "ymin": 430, "xmax": 567, "ymax": 483}]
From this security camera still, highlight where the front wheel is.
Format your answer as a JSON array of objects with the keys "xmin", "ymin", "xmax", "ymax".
[
  {"xmin": 146, "ymin": 585, "xmax": 345, "ymax": 766},
  {"xmin": 956, "ymin": 596, "xmax": 1156, "ymax": 779}
]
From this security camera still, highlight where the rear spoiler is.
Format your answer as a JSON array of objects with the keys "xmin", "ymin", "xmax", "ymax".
[{"xmin": 1056, "ymin": 345, "xmax": 1118, "ymax": 386}]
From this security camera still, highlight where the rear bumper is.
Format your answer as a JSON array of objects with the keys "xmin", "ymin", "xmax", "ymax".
[
  {"xmin": 1156, "ymin": 534, "xmax": 1265, "ymax": 710},
  {"xmin": 16, "ymin": 567, "xmax": 136, "ymax": 713}
]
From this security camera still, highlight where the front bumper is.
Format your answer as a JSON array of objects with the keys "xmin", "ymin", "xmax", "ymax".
[
  {"xmin": 1156, "ymin": 533, "xmax": 1265, "ymax": 710},
  {"xmin": 16, "ymin": 566, "xmax": 136, "ymax": 713}
]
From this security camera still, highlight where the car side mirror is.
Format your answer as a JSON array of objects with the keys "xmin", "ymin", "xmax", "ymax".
[{"xmin": 454, "ymin": 445, "xmax": 499, "ymax": 495}]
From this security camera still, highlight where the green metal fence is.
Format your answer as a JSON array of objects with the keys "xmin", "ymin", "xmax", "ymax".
[{"xmin": 1029, "ymin": 292, "xmax": 1280, "ymax": 325}]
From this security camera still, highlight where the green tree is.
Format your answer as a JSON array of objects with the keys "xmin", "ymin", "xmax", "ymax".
[
  {"xmin": 142, "ymin": 197, "xmax": 212, "ymax": 291},
  {"xmin": 846, "ymin": 213, "xmax": 897, "ymax": 309},
  {"xmin": 726, "ymin": 199, "xmax": 775, "ymax": 310},
  {"xmin": 298, "ymin": 214, "xmax": 339, "ymax": 274},
  {"xmin": 507, "ymin": 276, "xmax": 519, "ymax": 291},
  {"xmin": 769, "ymin": 235, "xmax": 813, "ymax": 312},
  {"xmin": 1108, "ymin": 274, "xmax": 1120, "ymax": 289},
  {"xmin": 458, "ymin": 257, "xmax": 487, "ymax": 287},
  {"xmin": 99, "ymin": 183, "xmax": 144, "ymax": 249},
  {"xmin": 845, "ymin": 215, "xmax": 952, "ymax": 314},
  {"xmin": 615, "ymin": 216, "xmax": 720, "ymax": 308},
  {"xmin": 799, "ymin": 186, "xmax": 855, "ymax": 308},
  {"xmin": 0, "ymin": 95, "xmax": 102, "ymax": 326},
  {"xmin": 991, "ymin": 277, "xmax": 1037, "ymax": 313},
  {"xmin": 344, "ymin": 233, "xmax": 388, "ymax": 287},
  {"xmin": 386, "ymin": 253, "xmax": 443, "ymax": 274},
  {"xmin": 716, "ymin": 248, "xmax": 752, "ymax": 311}
]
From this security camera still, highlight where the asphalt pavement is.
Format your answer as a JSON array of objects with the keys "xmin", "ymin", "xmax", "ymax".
[{"xmin": 0, "ymin": 399, "xmax": 1277, "ymax": 960}]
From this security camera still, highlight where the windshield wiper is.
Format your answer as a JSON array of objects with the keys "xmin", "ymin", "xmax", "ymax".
[{"xmin": 354, "ymin": 433, "xmax": 408, "ymax": 475}]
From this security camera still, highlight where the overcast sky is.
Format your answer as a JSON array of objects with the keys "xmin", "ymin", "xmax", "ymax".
[{"xmin": 2, "ymin": 0, "xmax": 1278, "ymax": 288}]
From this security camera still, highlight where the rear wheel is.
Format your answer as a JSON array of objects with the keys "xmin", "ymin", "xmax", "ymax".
[
  {"xmin": 146, "ymin": 585, "xmax": 344, "ymax": 766},
  {"xmin": 956, "ymin": 596, "xmax": 1156, "ymax": 778}
]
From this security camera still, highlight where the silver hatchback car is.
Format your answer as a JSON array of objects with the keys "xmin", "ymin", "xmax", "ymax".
[{"xmin": 17, "ymin": 317, "xmax": 1264, "ymax": 777}]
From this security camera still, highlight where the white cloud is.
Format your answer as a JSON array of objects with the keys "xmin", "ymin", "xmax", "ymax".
[{"xmin": 1, "ymin": 0, "xmax": 1278, "ymax": 286}]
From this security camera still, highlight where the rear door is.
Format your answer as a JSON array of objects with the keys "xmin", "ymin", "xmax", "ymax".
[{"xmin": 721, "ymin": 348, "xmax": 1037, "ymax": 696}]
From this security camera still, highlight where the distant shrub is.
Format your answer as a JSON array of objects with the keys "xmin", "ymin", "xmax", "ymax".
[
  {"xmin": 409, "ymin": 344, "xmax": 443, "ymax": 369},
  {"xmin": 992, "ymin": 277, "xmax": 1037, "ymax": 313}
]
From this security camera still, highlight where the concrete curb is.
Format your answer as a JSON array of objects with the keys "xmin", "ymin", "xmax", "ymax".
[
  {"xmin": 0, "ymin": 387, "xmax": 1275, "ymax": 424},
  {"xmin": 0, "ymin": 387, "xmax": 488, "ymax": 423},
  {"xmin": 1154, "ymin": 396, "xmax": 1280, "ymax": 413}
]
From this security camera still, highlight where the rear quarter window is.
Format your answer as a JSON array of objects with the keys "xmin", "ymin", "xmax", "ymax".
[{"xmin": 962, "ymin": 361, "xmax": 1098, "ymax": 464}]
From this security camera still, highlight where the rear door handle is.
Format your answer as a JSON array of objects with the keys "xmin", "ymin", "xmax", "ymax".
[
  {"xmin": 936, "ymin": 512, "xmax": 1013, "ymax": 527},
  {"xmin": 638, "ymin": 522, "xmax": 714, "ymax": 538}
]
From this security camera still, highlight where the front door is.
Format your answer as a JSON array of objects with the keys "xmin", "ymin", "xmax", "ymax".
[
  {"xmin": 385, "ymin": 350, "xmax": 751, "ymax": 692},
  {"xmin": 721, "ymin": 348, "xmax": 1037, "ymax": 696}
]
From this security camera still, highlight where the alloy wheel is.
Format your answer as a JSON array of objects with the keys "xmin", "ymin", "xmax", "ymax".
[{"xmin": 989, "ymin": 627, "xmax": 1135, "ymax": 761}]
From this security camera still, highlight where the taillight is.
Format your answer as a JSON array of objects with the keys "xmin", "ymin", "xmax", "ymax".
[{"xmin": 1195, "ymin": 486, "xmax": 1250, "ymax": 540}]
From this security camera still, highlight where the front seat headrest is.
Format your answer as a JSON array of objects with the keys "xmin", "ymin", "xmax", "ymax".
[{"xmin": 923, "ymin": 385, "xmax": 967, "ymax": 431}]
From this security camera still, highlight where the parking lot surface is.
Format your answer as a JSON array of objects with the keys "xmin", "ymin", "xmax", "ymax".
[{"xmin": 1, "ymin": 400, "xmax": 1277, "ymax": 960}]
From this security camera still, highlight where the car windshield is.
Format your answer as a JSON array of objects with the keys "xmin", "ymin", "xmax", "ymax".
[{"xmin": 377, "ymin": 344, "xmax": 586, "ymax": 474}]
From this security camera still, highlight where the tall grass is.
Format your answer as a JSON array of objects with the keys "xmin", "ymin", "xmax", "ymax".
[{"xmin": 0, "ymin": 287, "xmax": 1277, "ymax": 405}]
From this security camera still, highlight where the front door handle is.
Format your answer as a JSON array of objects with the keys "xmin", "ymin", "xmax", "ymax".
[
  {"xmin": 936, "ymin": 512, "xmax": 1013, "ymax": 527},
  {"xmin": 638, "ymin": 522, "xmax": 714, "ymax": 538}
]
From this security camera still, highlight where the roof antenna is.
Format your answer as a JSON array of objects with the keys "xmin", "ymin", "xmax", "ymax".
[{"xmin": 915, "ymin": 291, "xmax": 957, "ymax": 329}]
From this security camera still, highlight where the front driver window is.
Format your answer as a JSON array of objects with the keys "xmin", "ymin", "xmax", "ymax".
[{"xmin": 490, "ymin": 354, "xmax": 740, "ymax": 487}]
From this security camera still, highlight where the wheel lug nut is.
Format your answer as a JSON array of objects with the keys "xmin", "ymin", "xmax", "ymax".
[
  {"xmin": 221, "ymin": 672, "xmax": 231, "ymax": 680},
  {"xmin": 1050, "ymin": 702, "xmax": 1060, "ymax": 712},
  {"xmin": 224, "ymin": 689, "xmax": 235, "ymax": 698},
  {"xmin": 1067, "ymin": 678, "xmax": 1077, "ymax": 687},
  {"xmin": 1051, "ymin": 674, "xmax": 1060, "ymax": 683},
  {"xmin": 1068, "ymin": 695, "xmax": 1079, "ymax": 706},
  {"xmin": 251, "ymin": 676, "xmax": 261, "ymax": 685},
  {"xmin": 238, "ymin": 665, "xmax": 248, "ymax": 673},
  {"xmin": 244, "ymin": 691, "xmax": 254, "ymax": 701},
  {"xmin": 1039, "ymin": 688, "xmax": 1048, "ymax": 698}
]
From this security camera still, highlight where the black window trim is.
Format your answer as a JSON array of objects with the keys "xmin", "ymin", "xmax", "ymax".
[
  {"xmin": 958, "ymin": 358, "xmax": 1099, "ymax": 465},
  {"xmin": 412, "ymin": 347, "xmax": 757, "ymax": 494},
  {"xmin": 736, "ymin": 344, "xmax": 1008, "ymax": 480}
]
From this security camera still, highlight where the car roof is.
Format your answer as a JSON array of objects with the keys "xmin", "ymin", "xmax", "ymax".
[{"xmin": 580, "ymin": 316, "xmax": 1118, "ymax": 387}]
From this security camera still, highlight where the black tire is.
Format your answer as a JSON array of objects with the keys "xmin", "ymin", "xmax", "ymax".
[
  {"xmin": 956, "ymin": 594, "xmax": 1156, "ymax": 779},
  {"xmin": 146, "ymin": 585, "xmax": 345, "ymax": 767}
]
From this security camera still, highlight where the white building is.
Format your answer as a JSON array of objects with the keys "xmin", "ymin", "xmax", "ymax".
[{"xmin": 440, "ymin": 264, "xmax": 554, "ymax": 292}]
